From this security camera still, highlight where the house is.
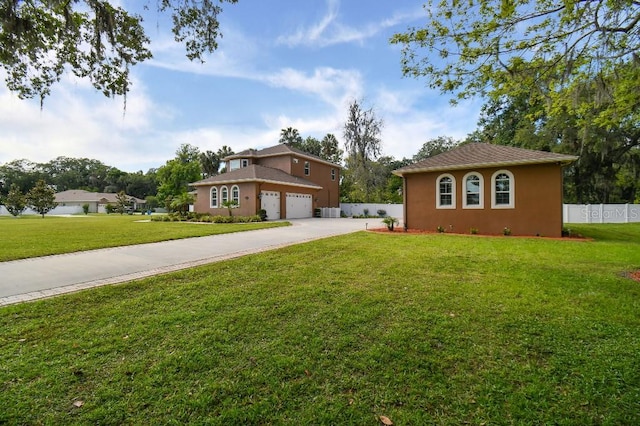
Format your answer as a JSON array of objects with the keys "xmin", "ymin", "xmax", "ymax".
[
  {"xmin": 191, "ymin": 144, "xmax": 341, "ymax": 219},
  {"xmin": 393, "ymin": 143, "xmax": 578, "ymax": 237},
  {"xmin": 55, "ymin": 190, "xmax": 146, "ymax": 213}
]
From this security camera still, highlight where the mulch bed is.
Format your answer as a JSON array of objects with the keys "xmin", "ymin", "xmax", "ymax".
[{"xmin": 628, "ymin": 270, "xmax": 640, "ymax": 283}]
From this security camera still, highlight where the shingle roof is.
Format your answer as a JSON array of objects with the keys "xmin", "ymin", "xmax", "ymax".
[
  {"xmin": 225, "ymin": 143, "xmax": 341, "ymax": 168},
  {"xmin": 55, "ymin": 190, "xmax": 145, "ymax": 203},
  {"xmin": 394, "ymin": 143, "xmax": 578, "ymax": 176},
  {"xmin": 191, "ymin": 164, "xmax": 323, "ymax": 189}
]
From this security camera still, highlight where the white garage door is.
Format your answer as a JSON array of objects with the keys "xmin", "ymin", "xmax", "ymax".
[
  {"xmin": 260, "ymin": 191, "xmax": 280, "ymax": 220},
  {"xmin": 286, "ymin": 193, "xmax": 313, "ymax": 219}
]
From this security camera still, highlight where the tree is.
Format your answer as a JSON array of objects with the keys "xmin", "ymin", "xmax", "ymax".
[
  {"xmin": 4, "ymin": 183, "xmax": 27, "ymax": 217},
  {"xmin": 342, "ymin": 99, "xmax": 384, "ymax": 202},
  {"xmin": 115, "ymin": 191, "xmax": 130, "ymax": 214},
  {"xmin": 320, "ymin": 134, "xmax": 344, "ymax": 164},
  {"xmin": 157, "ymin": 145, "xmax": 202, "ymax": 204},
  {"xmin": 221, "ymin": 199, "xmax": 238, "ymax": 217},
  {"xmin": 169, "ymin": 192, "xmax": 194, "ymax": 217},
  {"xmin": 200, "ymin": 150, "xmax": 220, "ymax": 178},
  {"xmin": 413, "ymin": 137, "xmax": 460, "ymax": 162},
  {"xmin": 26, "ymin": 179, "xmax": 57, "ymax": 218},
  {"xmin": 216, "ymin": 145, "xmax": 234, "ymax": 173},
  {"xmin": 279, "ymin": 127, "xmax": 304, "ymax": 147},
  {"xmin": 1, "ymin": 0, "xmax": 238, "ymax": 104},
  {"xmin": 391, "ymin": 0, "xmax": 640, "ymax": 110}
]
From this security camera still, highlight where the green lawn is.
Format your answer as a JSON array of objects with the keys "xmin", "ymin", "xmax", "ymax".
[
  {"xmin": 1, "ymin": 224, "xmax": 640, "ymax": 424},
  {"xmin": 0, "ymin": 214, "xmax": 289, "ymax": 261}
]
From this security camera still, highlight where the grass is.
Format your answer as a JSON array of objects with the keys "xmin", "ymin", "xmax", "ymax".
[
  {"xmin": 1, "ymin": 224, "xmax": 640, "ymax": 424},
  {"xmin": 0, "ymin": 214, "xmax": 289, "ymax": 261}
]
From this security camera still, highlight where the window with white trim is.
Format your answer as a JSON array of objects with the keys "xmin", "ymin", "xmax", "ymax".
[
  {"xmin": 231, "ymin": 185, "xmax": 240, "ymax": 205},
  {"xmin": 491, "ymin": 170, "xmax": 515, "ymax": 208},
  {"xmin": 463, "ymin": 172, "xmax": 484, "ymax": 208},
  {"xmin": 210, "ymin": 187, "xmax": 218, "ymax": 208},
  {"xmin": 304, "ymin": 161, "xmax": 310, "ymax": 176},
  {"xmin": 436, "ymin": 174, "xmax": 456, "ymax": 209},
  {"xmin": 221, "ymin": 186, "xmax": 229, "ymax": 204}
]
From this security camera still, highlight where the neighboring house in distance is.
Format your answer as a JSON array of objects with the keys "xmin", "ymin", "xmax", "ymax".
[
  {"xmin": 393, "ymin": 143, "xmax": 578, "ymax": 237},
  {"xmin": 55, "ymin": 190, "xmax": 146, "ymax": 213},
  {"xmin": 191, "ymin": 144, "xmax": 341, "ymax": 219}
]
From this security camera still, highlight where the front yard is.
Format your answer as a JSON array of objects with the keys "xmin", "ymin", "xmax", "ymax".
[{"xmin": 1, "ymin": 223, "xmax": 639, "ymax": 424}]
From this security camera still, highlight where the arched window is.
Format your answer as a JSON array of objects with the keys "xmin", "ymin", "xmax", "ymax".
[
  {"xmin": 491, "ymin": 170, "xmax": 515, "ymax": 208},
  {"xmin": 436, "ymin": 174, "xmax": 456, "ymax": 209},
  {"xmin": 463, "ymin": 172, "xmax": 484, "ymax": 208},
  {"xmin": 210, "ymin": 187, "xmax": 218, "ymax": 208},
  {"xmin": 231, "ymin": 185, "xmax": 240, "ymax": 205},
  {"xmin": 220, "ymin": 186, "xmax": 229, "ymax": 204}
]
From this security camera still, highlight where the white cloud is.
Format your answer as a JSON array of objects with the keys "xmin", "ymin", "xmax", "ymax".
[{"xmin": 277, "ymin": 1, "xmax": 424, "ymax": 48}]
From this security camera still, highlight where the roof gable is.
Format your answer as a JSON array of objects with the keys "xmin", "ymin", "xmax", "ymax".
[
  {"xmin": 191, "ymin": 164, "xmax": 323, "ymax": 190},
  {"xmin": 224, "ymin": 143, "xmax": 342, "ymax": 168},
  {"xmin": 394, "ymin": 143, "xmax": 578, "ymax": 175}
]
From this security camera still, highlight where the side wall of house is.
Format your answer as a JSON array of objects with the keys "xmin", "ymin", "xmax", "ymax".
[
  {"xmin": 194, "ymin": 182, "xmax": 258, "ymax": 217},
  {"xmin": 289, "ymin": 158, "xmax": 340, "ymax": 208},
  {"xmin": 404, "ymin": 163, "xmax": 565, "ymax": 237}
]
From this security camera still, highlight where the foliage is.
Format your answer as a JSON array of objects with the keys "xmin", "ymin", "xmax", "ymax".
[
  {"xmin": 156, "ymin": 144, "xmax": 202, "ymax": 204},
  {"xmin": 413, "ymin": 136, "xmax": 460, "ymax": 162},
  {"xmin": 470, "ymin": 227, "xmax": 479, "ymax": 235},
  {"xmin": 25, "ymin": 179, "xmax": 56, "ymax": 218},
  {"xmin": 503, "ymin": 227, "xmax": 512, "ymax": 236},
  {"xmin": 376, "ymin": 209, "xmax": 386, "ymax": 217},
  {"xmin": 115, "ymin": 191, "xmax": 130, "ymax": 214},
  {"xmin": 169, "ymin": 192, "xmax": 195, "ymax": 217},
  {"xmin": 437, "ymin": 225, "xmax": 445, "ymax": 233},
  {"xmin": 221, "ymin": 199, "xmax": 238, "ymax": 217},
  {"xmin": 3, "ymin": 183, "xmax": 27, "ymax": 217},
  {"xmin": 2, "ymin": 226, "xmax": 640, "ymax": 423},
  {"xmin": 381, "ymin": 216, "xmax": 399, "ymax": 231},
  {"xmin": 279, "ymin": 128, "xmax": 344, "ymax": 164},
  {"xmin": 258, "ymin": 209, "xmax": 268, "ymax": 221},
  {"xmin": 150, "ymin": 212, "xmax": 262, "ymax": 223},
  {"xmin": 82, "ymin": 203, "xmax": 90, "ymax": 215},
  {"xmin": 105, "ymin": 203, "xmax": 115, "ymax": 214},
  {"xmin": 0, "ymin": 0, "xmax": 238, "ymax": 104}
]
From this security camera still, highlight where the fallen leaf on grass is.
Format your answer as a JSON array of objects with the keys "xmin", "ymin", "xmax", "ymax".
[
  {"xmin": 379, "ymin": 415, "xmax": 393, "ymax": 425},
  {"xmin": 73, "ymin": 400, "xmax": 84, "ymax": 408}
]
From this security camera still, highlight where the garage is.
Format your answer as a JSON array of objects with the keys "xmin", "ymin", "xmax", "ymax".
[
  {"xmin": 285, "ymin": 193, "xmax": 313, "ymax": 219},
  {"xmin": 260, "ymin": 191, "xmax": 281, "ymax": 220}
]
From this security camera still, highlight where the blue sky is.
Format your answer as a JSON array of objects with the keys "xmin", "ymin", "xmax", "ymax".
[{"xmin": 0, "ymin": 0, "xmax": 483, "ymax": 173}]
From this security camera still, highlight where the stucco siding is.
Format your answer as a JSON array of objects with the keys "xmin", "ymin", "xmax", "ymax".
[{"xmin": 404, "ymin": 164, "xmax": 565, "ymax": 237}]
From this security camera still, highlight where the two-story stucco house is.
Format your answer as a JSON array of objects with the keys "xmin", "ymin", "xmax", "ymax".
[{"xmin": 191, "ymin": 144, "xmax": 341, "ymax": 219}]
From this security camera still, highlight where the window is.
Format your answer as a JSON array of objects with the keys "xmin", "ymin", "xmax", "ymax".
[
  {"xmin": 241, "ymin": 159, "xmax": 249, "ymax": 168},
  {"xmin": 221, "ymin": 186, "xmax": 229, "ymax": 204},
  {"xmin": 331, "ymin": 168, "xmax": 336, "ymax": 181},
  {"xmin": 463, "ymin": 172, "xmax": 484, "ymax": 209},
  {"xmin": 210, "ymin": 187, "xmax": 218, "ymax": 208},
  {"xmin": 304, "ymin": 161, "xmax": 310, "ymax": 176},
  {"xmin": 491, "ymin": 170, "xmax": 515, "ymax": 208},
  {"xmin": 231, "ymin": 185, "xmax": 240, "ymax": 205},
  {"xmin": 436, "ymin": 174, "xmax": 456, "ymax": 209},
  {"xmin": 229, "ymin": 159, "xmax": 241, "ymax": 171}
]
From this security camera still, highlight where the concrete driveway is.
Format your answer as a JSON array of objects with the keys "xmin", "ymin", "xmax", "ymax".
[{"xmin": 0, "ymin": 218, "xmax": 375, "ymax": 306}]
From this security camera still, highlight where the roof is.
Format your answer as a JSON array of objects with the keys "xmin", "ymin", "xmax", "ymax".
[
  {"xmin": 394, "ymin": 143, "xmax": 578, "ymax": 176},
  {"xmin": 191, "ymin": 164, "xmax": 323, "ymax": 190},
  {"xmin": 55, "ymin": 190, "xmax": 145, "ymax": 204},
  {"xmin": 224, "ymin": 143, "xmax": 342, "ymax": 168}
]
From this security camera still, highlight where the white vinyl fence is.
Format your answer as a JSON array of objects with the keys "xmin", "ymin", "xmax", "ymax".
[
  {"xmin": 0, "ymin": 205, "xmax": 84, "ymax": 216},
  {"xmin": 563, "ymin": 204, "xmax": 640, "ymax": 224},
  {"xmin": 340, "ymin": 203, "xmax": 404, "ymax": 218}
]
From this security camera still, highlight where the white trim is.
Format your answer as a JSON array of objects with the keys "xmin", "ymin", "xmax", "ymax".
[
  {"xmin": 436, "ymin": 173, "xmax": 456, "ymax": 209},
  {"xmin": 192, "ymin": 178, "xmax": 322, "ymax": 190},
  {"xmin": 210, "ymin": 187, "xmax": 218, "ymax": 208},
  {"xmin": 491, "ymin": 170, "xmax": 515, "ymax": 209},
  {"xmin": 462, "ymin": 172, "xmax": 484, "ymax": 209}
]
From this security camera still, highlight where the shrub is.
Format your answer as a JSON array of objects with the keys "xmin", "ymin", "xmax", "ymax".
[
  {"xmin": 363, "ymin": 208, "xmax": 369, "ymax": 217},
  {"xmin": 503, "ymin": 227, "xmax": 512, "ymax": 236},
  {"xmin": 382, "ymin": 216, "xmax": 399, "ymax": 231},
  {"xmin": 105, "ymin": 203, "xmax": 114, "ymax": 214},
  {"xmin": 258, "ymin": 209, "xmax": 268, "ymax": 221},
  {"xmin": 377, "ymin": 209, "xmax": 387, "ymax": 217},
  {"xmin": 470, "ymin": 227, "xmax": 479, "ymax": 235},
  {"xmin": 82, "ymin": 203, "xmax": 90, "ymax": 215},
  {"xmin": 437, "ymin": 225, "xmax": 445, "ymax": 233}
]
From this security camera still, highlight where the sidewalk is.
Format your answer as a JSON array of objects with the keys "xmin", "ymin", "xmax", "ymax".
[{"xmin": 0, "ymin": 218, "xmax": 372, "ymax": 306}]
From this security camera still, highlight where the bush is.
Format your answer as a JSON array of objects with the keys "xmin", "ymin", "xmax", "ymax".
[
  {"xmin": 258, "ymin": 209, "xmax": 268, "ymax": 221},
  {"xmin": 437, "ymin": 225, "xmax": 445, "ymax": 233},
  {"xmin": 470, "ymin": 227, "xmax": 479, "ymax": 235},
  {"xmin": 363, "ymin": 208, "xmax": 369, "ymax": 217},
  {"xmin": 82, "ymin": 203, "xmax": 90, "ymax": 215},
  {"xmin": 377, "ymin": 209, "xmax": 386, "ymax": 217},
  {"xmin": 382, "ymin": 216, "xmax": 399, "ymax": 231},
  {"xmin": 503, "ymin": 227, "xmax": 512, "ymax": 236},
  {"xmin": 105, "ymin": 203, "xmax": 114, "ymax": 214}
]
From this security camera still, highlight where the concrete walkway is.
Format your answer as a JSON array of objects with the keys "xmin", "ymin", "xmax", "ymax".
[{"xmin": 0, "ymin": 218, "xmax": 375, "ymax": 306}]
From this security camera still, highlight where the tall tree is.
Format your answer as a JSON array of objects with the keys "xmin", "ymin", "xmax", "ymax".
[
  {"xmin": 320, "ymin": 134, "xmax": 344, "ymax": 164},
  {"xmin": 156, "ymin": 145, "xmax": 202, "ymax": 206},
  {"xmin": 413, "ymin": 137, "xmax": 460, "ymax": 162},
  {"xmin": 1, "ymin": 0, "xmax": 238, "ymax": 104},
  {"xmin": 26, "ymin": 179, "xmax": 57, "ymax": 218},
  {"xmin": 342, "ymin": 99, "xmax": 383, "ymax": 202},
  {"xmin": 200, "ymin": 150, "xmax": 220, "ymax": 178},
  {"xmin": 279, "ymin": 127, "xmax": 304, "ymax": 148}
]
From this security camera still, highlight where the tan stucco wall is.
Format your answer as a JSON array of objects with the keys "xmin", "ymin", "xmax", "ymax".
[
  {"xmin": 403, "ymin": 163, "xmax": 565, "ymax": 237},
  {"xmin": 289, "ymin": 159, "xmax": 340, "ymax": 208},
  {"xmin": 194, "ymin": 182, "xmax": 258, "ymax": 217}
]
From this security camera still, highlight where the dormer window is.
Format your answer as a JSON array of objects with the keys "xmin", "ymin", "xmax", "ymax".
[{"xmin": 229, "ymin": 159, "xmax": 249, "ymax": 171}]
